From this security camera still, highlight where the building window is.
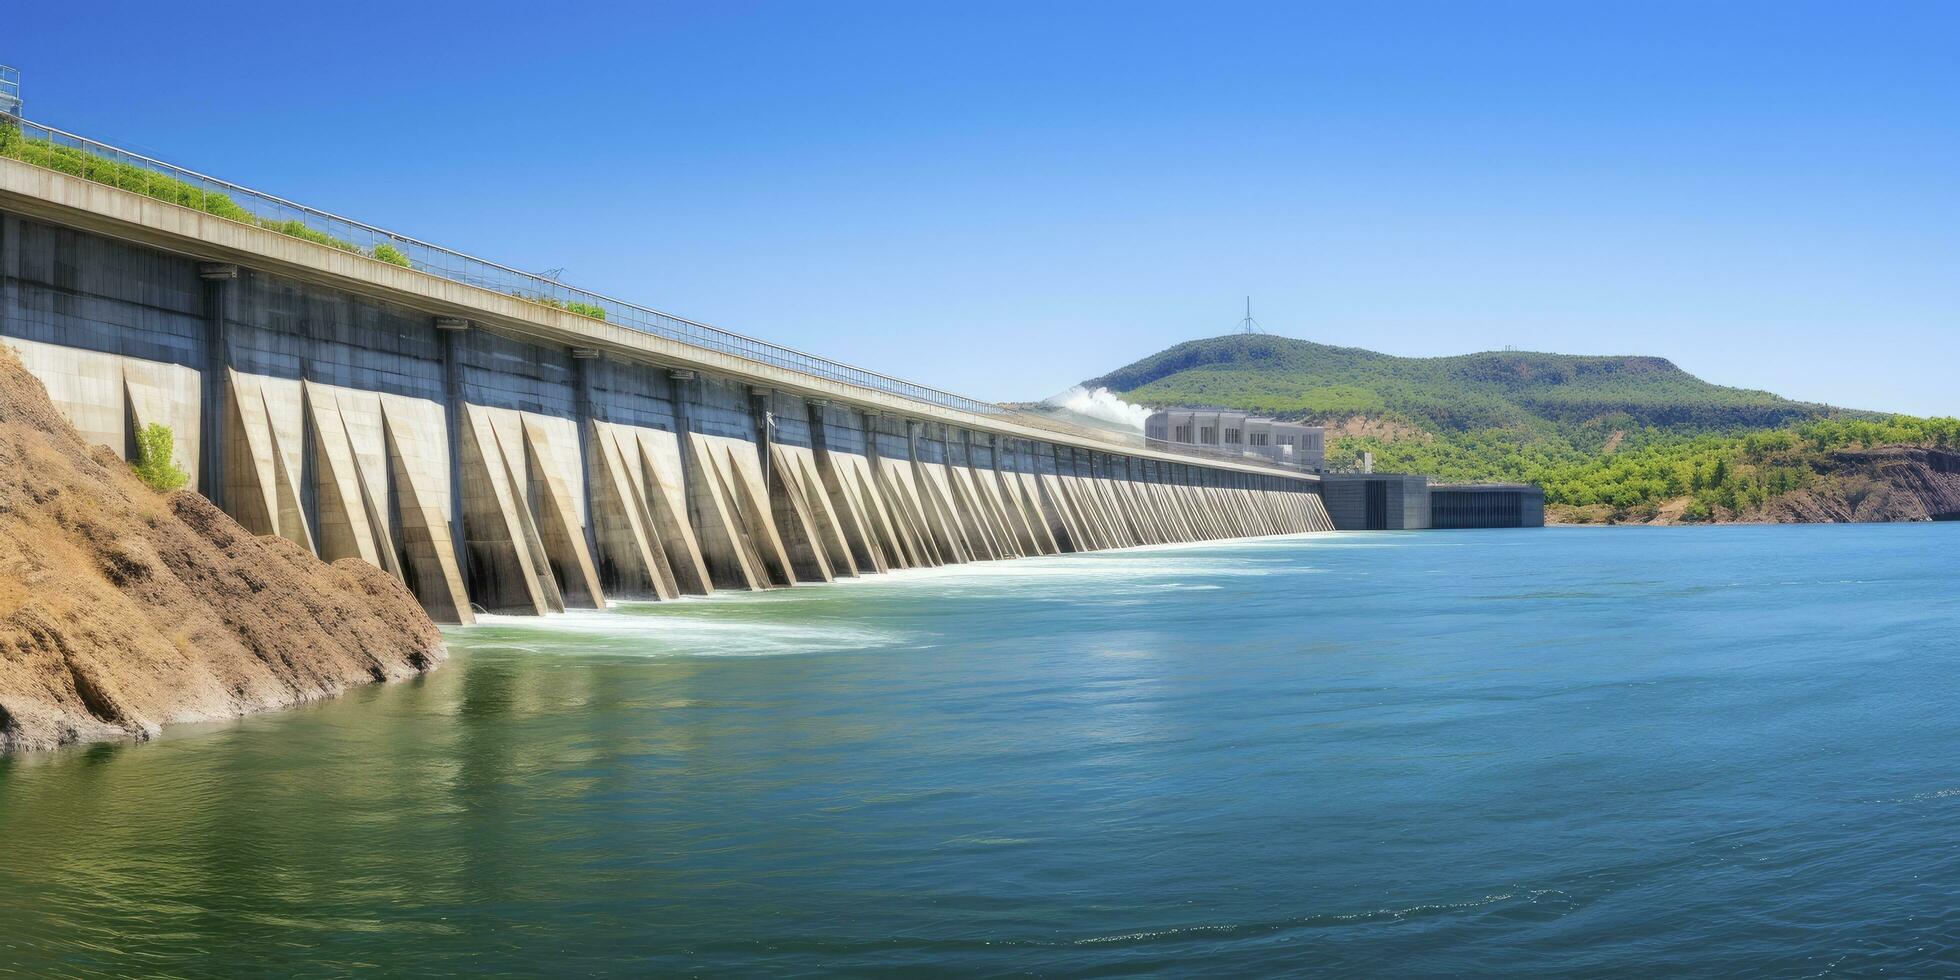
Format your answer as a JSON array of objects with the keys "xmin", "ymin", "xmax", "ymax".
[
  {"xmin": 1199, "ymin": 426, "xmax": 1216, "ymax": 443},
  {"xmin": 1251, "ymin": 433, "xmax": 1267, "ymax": 446},
  {"xmin": 1225, "ymin": 429, "xmax": 1241, "ymax": 444},
  {"xmin": 1174, "ymin": 425, "xmax": 1192, "ymax": 442}
]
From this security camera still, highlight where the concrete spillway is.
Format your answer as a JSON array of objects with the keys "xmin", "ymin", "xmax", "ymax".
[{"xmin": 0, "ymin": 155, "xmax": 1333, "ymax": 623}]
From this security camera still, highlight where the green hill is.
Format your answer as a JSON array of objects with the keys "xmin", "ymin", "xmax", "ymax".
[
  {"xmin": 1087, "ymin": 335, "xmax": 1829, "ymax": 434},
  {"xmin": 1086, "ymin": 335, "xmax": 1958, "ymax": 522}
]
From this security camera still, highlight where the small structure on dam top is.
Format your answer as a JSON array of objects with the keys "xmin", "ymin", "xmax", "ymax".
[
  {"xmin": 1144, "ymin": 408, "xmax": 1326, "ymax": 472},
  {"xmin": 0, "ymin": 116, "xmax": 1337, "ymax": 624},
  {"xmin": 0, "ymin": 67, "xmax": 20, "ymax": 119}
]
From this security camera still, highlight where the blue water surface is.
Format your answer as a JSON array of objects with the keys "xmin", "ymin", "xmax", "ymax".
[{"xmin": 2, "ymin": 525, "xmax": 1957, "ymax": 976}]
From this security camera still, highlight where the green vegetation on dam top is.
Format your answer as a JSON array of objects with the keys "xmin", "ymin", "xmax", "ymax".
[{"xmin": 0, "ymin": 118, "xmax": 1030, "ymax": 417}]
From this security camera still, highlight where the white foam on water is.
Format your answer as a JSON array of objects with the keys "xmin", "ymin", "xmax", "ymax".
[
  {"xmin": 454, "ymin": 534, "xmax": 1341, "ymax": 656},
  {"xmin": 465, "ymin": 607, "xmax": 901, "ymax": 658}
]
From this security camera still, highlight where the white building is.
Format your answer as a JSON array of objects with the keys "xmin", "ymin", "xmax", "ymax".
[{"xmin": 1144, "ymin": 409, "xmax": 1325, "ymax": 472}]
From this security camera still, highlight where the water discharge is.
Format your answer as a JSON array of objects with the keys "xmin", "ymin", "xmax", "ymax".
[{"xmin": 2, "ymin": 525, "xmax": 1957, "ymax": 974}]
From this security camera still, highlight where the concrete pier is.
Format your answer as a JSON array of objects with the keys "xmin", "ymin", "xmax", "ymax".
[{"xmin": 0, "ymin": 156, "xmax": 1335, "ymax": 623}]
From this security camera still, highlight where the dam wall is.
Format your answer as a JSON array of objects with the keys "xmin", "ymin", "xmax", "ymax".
[{"xmin": 0, "ymin": 155, "xmax": 1333, "ymax": 623}]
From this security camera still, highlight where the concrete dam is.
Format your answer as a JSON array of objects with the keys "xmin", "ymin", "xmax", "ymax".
[{"xmin": 0, "ymin": 121, "xmax": 1334, "ymax": 623}]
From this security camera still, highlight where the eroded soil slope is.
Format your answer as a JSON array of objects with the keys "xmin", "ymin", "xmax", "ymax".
[{"xmin": 0, "ymin": 351, "xmax": 443, "ymax": 752}]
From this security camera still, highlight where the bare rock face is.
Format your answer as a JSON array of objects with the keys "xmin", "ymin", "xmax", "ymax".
[
  {"xmin": 0, "ymin": 351, "xmax": 444, "ymax": 752},
  {"xmin": 1553, "ymin": 447, "xmax": 1960, "ymax": 525},
  {"xmin": 1754, "ymin": 448, "xmax": 1960, "ymax": 524}
]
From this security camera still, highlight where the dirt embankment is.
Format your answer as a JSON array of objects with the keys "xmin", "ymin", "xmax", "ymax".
[{"xmin": 0, "ymin": 351, "xmax": 443, "ymax": 752}]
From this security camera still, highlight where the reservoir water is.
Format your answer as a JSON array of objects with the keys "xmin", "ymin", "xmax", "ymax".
[{"xmin": 2, "ymin": 525, "xmax": 1957, "ymax": 975}]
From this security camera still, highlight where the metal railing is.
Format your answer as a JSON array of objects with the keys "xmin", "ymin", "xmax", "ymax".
[
  {"xmin": 0, "ymin": 115, "xmax": 1321, "ymax": 477},
  {"xmin": 0, "ymin": 115, "xmax": 1009, "ymax": 416},
  {"xmin": 1143, "ymin": 436, "xmax": 1319, "ymax": 474},
  {"xmin": 0, "ymin": 67, "xmax": 19, "ymax": 118}
]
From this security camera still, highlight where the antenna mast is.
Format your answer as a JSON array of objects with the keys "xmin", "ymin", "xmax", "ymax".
[{"xmin": 1237, "ymin": 296, "xmax": 1263, "ymax": 335}]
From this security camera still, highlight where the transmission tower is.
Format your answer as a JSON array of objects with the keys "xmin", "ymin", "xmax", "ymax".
[{"xmin": 1236, "ymin": 296, "xmax": 1264, "ymax": 335}]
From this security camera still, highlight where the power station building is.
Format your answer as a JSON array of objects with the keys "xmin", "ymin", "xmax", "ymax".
[
  {"xmin": 1430, "ymin": 483, "xmax": 1546, "ymax": 529},
  {"xmin": 1319, "ymin": 475, "xmax": 1546, "ymax": 530},
  {"xmin": 1144, "ymin": 409, "xmax": 1325, "ymax": 472},
  {"xmin": 1320, "ymin": 474, "xmax": 1433, "ymax": 530},
  {"xmin": 1142, "ymin": 407, "xmax": 1548, "ymax": 529}
]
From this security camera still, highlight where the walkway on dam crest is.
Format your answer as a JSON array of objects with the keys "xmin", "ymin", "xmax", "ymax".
[{"xmin": 0, "ymin": 146, "xmax": 1335, "ymax": 623}]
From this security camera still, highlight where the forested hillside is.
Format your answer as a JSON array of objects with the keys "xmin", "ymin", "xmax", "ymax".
[
  {"xmin": 1089, "ymin": 335, "xmax": 1957, "ymax": 523},
  {"xmin": 1088, "ymin": 335, "xmax": 1826, "ymax": 432}
]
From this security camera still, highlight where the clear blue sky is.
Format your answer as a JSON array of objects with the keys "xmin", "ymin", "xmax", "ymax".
[{"xmin": 10, "ymin": 2, "xmax": 1958, "ymax": 413}]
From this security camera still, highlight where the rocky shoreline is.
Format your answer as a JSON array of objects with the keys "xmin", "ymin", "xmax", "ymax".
[{"xmin": 1550, "ymin": 446, "xmax": 1960, "ymax": 526}]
